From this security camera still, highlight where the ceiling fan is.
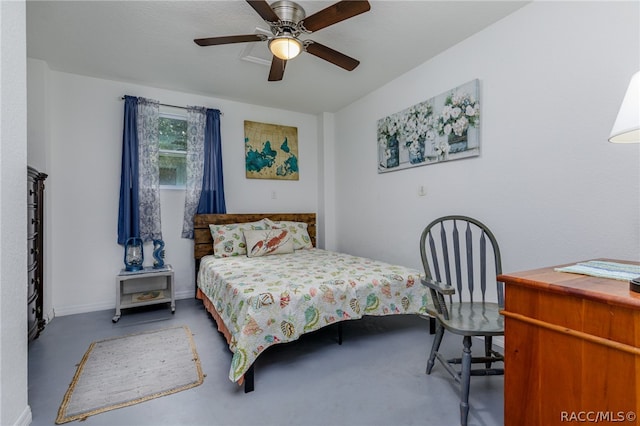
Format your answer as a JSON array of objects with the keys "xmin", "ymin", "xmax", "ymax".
[{"xmin": 194, "ymin": 0, "xmax": 371, "ymax": 81}]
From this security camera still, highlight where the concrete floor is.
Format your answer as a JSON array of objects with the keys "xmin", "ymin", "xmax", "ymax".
[{"xmin": 28, "ymin": 298, "xmax": 503, "ymax": 426}]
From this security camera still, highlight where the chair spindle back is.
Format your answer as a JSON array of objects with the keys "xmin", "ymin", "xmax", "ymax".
[{"xmin": 420, "ymin": 216, "xmax": 504, "ymax": 311}]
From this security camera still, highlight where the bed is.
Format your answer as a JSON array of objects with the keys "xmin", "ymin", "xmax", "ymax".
[{"xmin": 194, "ymin": 213, "xmax": 430, "ymax": 392}]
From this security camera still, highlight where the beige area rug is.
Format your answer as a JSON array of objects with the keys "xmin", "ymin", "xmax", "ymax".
[{"xmin": 56, "ymin": 325, "xmax": 204, "ymax": 424}]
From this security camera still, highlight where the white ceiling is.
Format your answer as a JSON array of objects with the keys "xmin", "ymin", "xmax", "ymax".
[{"xmin": 26, "ymin": 1, "xmax": 529, "ymax": 114}]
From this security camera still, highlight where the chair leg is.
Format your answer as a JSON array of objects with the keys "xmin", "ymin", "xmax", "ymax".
[
  {"xmin": 427, "ymin": 322, "xmax": 445, "ymax": 374},
  {"xmin": 460, "ymin": 335, "xmax": 472, "ymax": 426},
  {"xmin": 484, "ymin": 336, "xmax": 493, "ymax": 368}
]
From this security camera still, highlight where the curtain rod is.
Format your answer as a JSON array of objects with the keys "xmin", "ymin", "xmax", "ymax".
[{"xmin": 119, "ymin": 96, "xmax": 223, "ymax": 115}]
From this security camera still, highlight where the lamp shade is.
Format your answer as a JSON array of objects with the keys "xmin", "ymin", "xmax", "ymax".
[
  {"xmin": 269, "ymin": 36, "xmax": 302, "ymax": 60},
  {"xmin": 609, "ymin": 71, "xmax": 640, "ymax": 143}
]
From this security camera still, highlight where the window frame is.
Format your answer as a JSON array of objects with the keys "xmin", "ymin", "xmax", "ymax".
[{"xmin": 158, "ymin": 111, "xmax": 188, "ymax": 190}]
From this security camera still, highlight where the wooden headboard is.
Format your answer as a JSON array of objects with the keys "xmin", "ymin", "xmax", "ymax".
[{"xmin": 193, "ymin": 213, "xmax": 317, "ymax": 261}]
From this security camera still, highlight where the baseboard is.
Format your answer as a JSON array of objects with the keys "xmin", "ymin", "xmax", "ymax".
[
  {"xmin": 175, "ymin": 289, "xmax": 194, "ymax": 300},
  {"xmin": 53, "ymin": 292, "xmax": 195, "ymax": 317},
  {"xmin": 45, "ymin": 308, "xmax": 55, "ymax": 324},
  {"xmin": 13, "ymin": 405, "xmax": 32, "ymax": 426},
  {"xmin": 54, "ymin": 300, "xmax": 116, "ymax": 316}
]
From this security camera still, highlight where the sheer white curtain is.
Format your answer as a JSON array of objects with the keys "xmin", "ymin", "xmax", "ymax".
[
  {"xmin": 137, "ymin": 98, "xmax": 162, "ymax": 242},
  {"xmin": 181, "ymin": 106, "xmax": 207, "ymax": 238}
]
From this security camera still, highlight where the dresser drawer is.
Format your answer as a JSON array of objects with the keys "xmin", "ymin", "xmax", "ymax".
[
  {"xmin": 27, "ymin": 293, "xmax": 39, "ymax": 340},
  {"xmin": 28, "ymin": 264, "xmax": 38, "ymax": 299},
  {"xmin": 27, "ymin": 179, "xmax": 39, "ymax": 206},
  {"xmin": 28, "ymin": 236, "xmax": 38, "ymax": 268},
  {"xmin": 27, "ymin": 206, "xmax": 38, "ymax": 237}
]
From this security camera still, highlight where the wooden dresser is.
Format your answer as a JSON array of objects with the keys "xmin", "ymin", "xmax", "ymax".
[
  {"xmin": 27, "ymin": 166, "xmax": 47, "ymax": 341},
  {"xmin": 499, "ymin": 261, "xmax": 640, "ymax": 425}
]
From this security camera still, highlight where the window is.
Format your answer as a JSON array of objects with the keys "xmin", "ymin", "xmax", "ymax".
[{"xmin": 158, "ymin": 113, "xmax": 187, "ymax": 188}]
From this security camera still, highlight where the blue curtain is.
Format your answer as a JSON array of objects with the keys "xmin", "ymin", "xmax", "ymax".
[
  {"xmin": 196, "ymin": 109, "xmax": 226, "ymax": 214},
  {"xmin": 117, "ymin": 96, "xmax": 140, "ymax": 245}
]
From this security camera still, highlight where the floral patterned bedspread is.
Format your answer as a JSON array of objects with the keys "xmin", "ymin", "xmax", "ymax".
[{"xmin": 197, "ymin": 248, "xmax": 429, "ymax": 383}]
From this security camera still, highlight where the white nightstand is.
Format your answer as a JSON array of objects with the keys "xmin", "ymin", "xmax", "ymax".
[{"xmin": 112, "ymin": 265, "xmax": 175, "ymax": 323}]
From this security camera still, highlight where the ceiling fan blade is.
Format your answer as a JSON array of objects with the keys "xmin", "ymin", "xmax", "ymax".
[
  {"xmin": 268, "ymin": 56, "xmax": 287, "ymax": 81},
  {"xmin": 194, "ymin": 34, "xmax": 265, "ymax": 46},
  {"xmin": 300, "ymin": 1, "xmax": 370, "ymax": 32},
  {"xmin": 246, "ymin": 0, "xmax": 280, "ymax": 22},
  {"xmin": 305, "ymin": 42, "xmax": 360, "ymax": 71}
]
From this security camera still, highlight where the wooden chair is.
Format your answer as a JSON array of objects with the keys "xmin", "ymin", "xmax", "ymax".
[{"xmin": 419, "ymin": 215, "xmax": 504, "ymax": 426}]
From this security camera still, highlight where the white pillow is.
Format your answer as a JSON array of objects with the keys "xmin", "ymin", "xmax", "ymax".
[
  {"xmin": 264, "ymin": 219, "xmax": 313, "ymax": 250},
  {"xmin": 244, "ymin": 229, "xmax": 294, "ymax": 257}
]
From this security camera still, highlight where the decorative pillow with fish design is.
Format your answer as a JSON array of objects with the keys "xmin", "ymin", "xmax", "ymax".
[
  {"xmin": 264, "ymin": 219, "xmax": 313, "ymax": 250},
  {"xmin": 243, "ymin": 229, "xmax": 294, "ymax": 258},
  {"xmin": 209, "ymin": 220, "xmax": 268, "ymax": 258}
]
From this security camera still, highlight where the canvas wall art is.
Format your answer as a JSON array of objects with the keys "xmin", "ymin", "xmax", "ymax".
[
  {"xmin": 244, "ymin": 120, "xmax": 299, "ymax": 180},
  {"xmin": 377, "ymin": 79, "xmax": 480, "ymax": 173}
]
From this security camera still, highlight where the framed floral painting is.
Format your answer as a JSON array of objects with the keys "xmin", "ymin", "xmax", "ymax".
[{"xmin": 377, "ymin": 79, "xmax": 480, "ymax": 173}]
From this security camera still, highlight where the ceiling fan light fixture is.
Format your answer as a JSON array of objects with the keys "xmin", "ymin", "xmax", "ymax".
[
  {"xmin": 194, "ymin": 0, "xmax": 371, "ymax": 81},
  {"xmin": 269, "ymin": 35, "xmax": 302, "ymax": 60}
]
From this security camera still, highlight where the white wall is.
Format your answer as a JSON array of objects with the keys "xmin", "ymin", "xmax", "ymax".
[
  {"xmin": 33, "ymin": 68, "xmax": 318, "ymax": 315},
  {"xmin": 331, "ymin": 2, "xmax": 640, "ymax": 275},
  {"xmin": 27, "ymin": 57, "xmax": 49, "ymax": 171},
  {"xmin": 0, "ymin": 1, "xmax": 32, "ymax": 425},
  {"xmin": 316, "ymin": 112, "xmax": 337, "ymax": 251}
]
